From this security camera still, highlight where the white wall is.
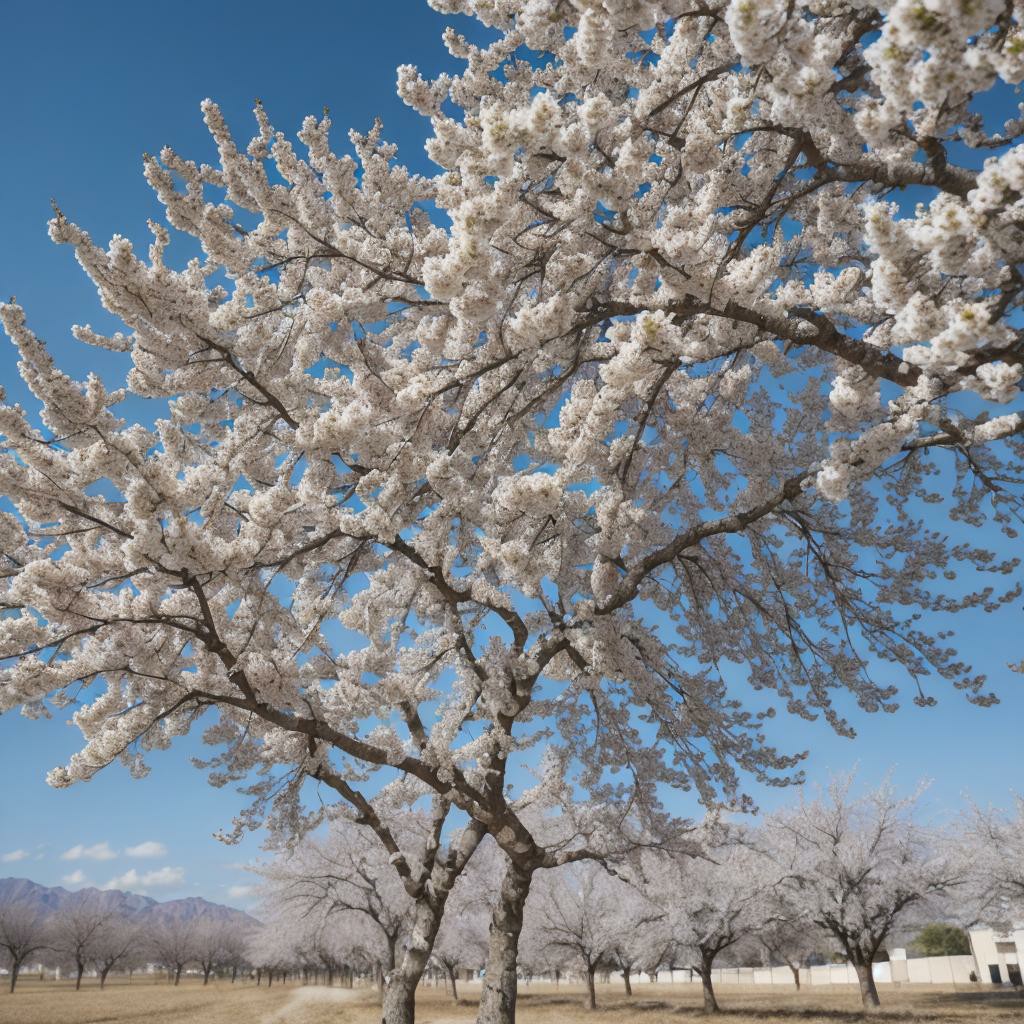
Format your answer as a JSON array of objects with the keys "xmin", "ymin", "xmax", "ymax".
[{"xmin": 632, "ymin": 954, "xmax": 977, "ymax": 987}]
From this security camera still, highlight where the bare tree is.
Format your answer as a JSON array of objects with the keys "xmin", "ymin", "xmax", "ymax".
[
  {"xmin": 0, "ymin": 902, "xmax": 51, "ymax": 994},
  {"xmin": 218, "ymin": 927, "xmax": 252, "ymax": 984},
  {"xmin": 91, "ymin": 916, "xmax": 139, "ymax": 989},
  {"xmin": 527, "ymin": 863, "xmax": 633, "ymax": 1010},
  {"xmin": 257, "ymin": 822, "xmax": 412, "ymax": 995},
  {"xmin": 759, "ymin": 910, "xmax": 825, "ymax": 990},
  {"xmin": 432, "ymin": 878, "xmax": 489, "ymax": 1004},
  {"xmin": 148, "ymin": 919, "xmax": 196, "ymax": 986},
  {"xmin": 192, "ymin": 920, "xmax": 230, "ymax": 985},
  {"xmin": 53, "ymin": 901, "xmax": 112, "ymax": 990}
]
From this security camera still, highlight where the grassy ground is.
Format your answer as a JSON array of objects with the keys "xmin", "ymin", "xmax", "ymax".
[{"xmin": 2, "ymin": 979, "xmax": 1022, "ymax": 1024}]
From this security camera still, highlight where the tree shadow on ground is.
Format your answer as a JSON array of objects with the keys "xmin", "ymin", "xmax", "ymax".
[
  {"xmin": 667, "ymin": 990, "xmax": 1024, "ymax": 1021},
  {"xmin": 514, "ymin": 989, "xmax": 1024, "ymax": 1021}
]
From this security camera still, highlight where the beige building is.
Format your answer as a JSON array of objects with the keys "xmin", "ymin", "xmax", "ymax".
[{"xmin": 968, "ymin": 926, "xmax": 1024, "ymax": 986}]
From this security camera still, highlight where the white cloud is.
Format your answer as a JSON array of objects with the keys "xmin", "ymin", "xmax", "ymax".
[
  {"xmin": 103, "ymin": 866, "xmax": 185, "ymax": 892},
  {"xmin": 62, "ymin": 870, "xmax": 88, "ymax": 886},
  {"xmin": 227, "ymin": 885, "xmax": 253, "ymax": 900},
  {"xmin": 141, "ymin": 866, "xmax": 185, "ymax": 887},
  {"xmin": 102, "ymin": 869, "xmax": 140, "ymax": 891},
  {"xmin": 1, "ymin": 849, "xmax": 28, "ymax": 863},
  {"xmin": 125, "ymin": 841, "xmax": 167, "ymax": 859},
  {"xmin": 61, "ymin": 842, "xmax": 117, "ymax": 862}
]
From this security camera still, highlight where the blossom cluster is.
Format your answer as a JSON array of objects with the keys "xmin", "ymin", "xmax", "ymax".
[{"xmin": 0, "ymin": 4, "xmax": 1021, "ymax": 983}]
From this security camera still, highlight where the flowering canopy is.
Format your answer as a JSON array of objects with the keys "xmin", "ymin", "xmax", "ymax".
[
  {"xmin": 1, "ymin": 0, "xmax": 1022, "ymax": 875},
  {"xmin": 765, "ymin": 776, "xmax": 964, "ymax": 1007}
]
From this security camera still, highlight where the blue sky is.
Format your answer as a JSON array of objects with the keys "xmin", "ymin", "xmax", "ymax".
[{"xmin": 0, "ymin": 1, "xmax": 1022, "ymax": 908}]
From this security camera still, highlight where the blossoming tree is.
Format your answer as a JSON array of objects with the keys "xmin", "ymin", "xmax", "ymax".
[
  {"xmin": 524, "ymin": 861, "xmax": 638, "ymax": 1009},
  {"xmin": 968, "ymin": 795, "xmax": 1024, "ymax": 920},
  {"xmin": 634, "ymin": 830, "xmax": 769, "ymax": 1013},
  {"xmin": 256, "ymin": 819, "xmax": 416, "ymax": 993},
  {"xmin": 2, "ymin": 0, "xmax": 1024, "ymax": 1021},
  {"xmin": 766, "ymin": 777, "xmax": 965, "ymax": 1008}
]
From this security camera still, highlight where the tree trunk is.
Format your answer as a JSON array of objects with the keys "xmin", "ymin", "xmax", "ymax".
[
  {"xmin": 476, "ymin": 860, "xmax": 534, "ymax": 1024},
  {"xmin": 854, "ymin": 959, "xmax": 881, "ymax": 1009},
  {"xmin": 622, "ymin": 966, "xmax": 632, "ymax": 996},
  {"xmin": 381, "ymin": 973, "xmax": 417, "ymax": 1024},
  {"xmin": 789, "ymin": 963, "xmax": 801, "ymax": 990},
  {"xmin": 380, "ymin": 893, "xmax": 449, "ymax": 1024},
  {"xmin": 76, "ymin": 960, "xmax": 85, "ymax": 990},
  {"xmin": 379, "ymin": 829, "xmax": 484, "ymax": 1024},
  {"xmin": 9, "ymin": 961, "xmax": 20, "ymax": 994},
  {"xmin": 586, "ymin": 966, "xmax": 597, "ymax": 1010},
  {"xmin": 174, "ymin": 965, "xmax": 183, "ymax": 987},
  {"xmin": 446, "ymin": 964, "xmax": 459, "ymax": 1003},
  {"xmin": 100, "ymin": 966, "xmax": 111, "ymax": 989},
  {"xmin": 698, "ymin": 966, "xmax": 719, "ymax": 1013}
]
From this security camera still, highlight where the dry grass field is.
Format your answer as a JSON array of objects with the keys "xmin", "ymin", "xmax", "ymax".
[{"xmin": 2, "ymin": 979, "xmax": 1023, "ymax": 1024}]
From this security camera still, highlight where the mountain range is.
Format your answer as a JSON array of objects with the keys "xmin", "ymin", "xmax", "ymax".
[{"xmin": 0, "ymin": 877, "xmax": 258, "ymax": 927}]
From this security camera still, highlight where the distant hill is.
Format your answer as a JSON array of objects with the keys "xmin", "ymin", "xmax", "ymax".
[{"xmin": 0, "ymin": 877, "xmax": 257, "ymax": 927}]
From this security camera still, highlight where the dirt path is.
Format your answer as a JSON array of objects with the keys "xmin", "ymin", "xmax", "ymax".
[{"xmin": 261, "ymin": 985, "xmax": 367, "ymax": 1023}]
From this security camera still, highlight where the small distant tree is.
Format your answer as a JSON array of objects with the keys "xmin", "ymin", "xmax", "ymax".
[
  {"xmin": 637, "ymin": 832, "xmax": 769, "ymax": 1014},
  {"xmin": 148, "ymin": 920, "xmax": 196, "ymax": 986},
  {"xmin": 528, "ymin": 862, "xmax": 632, "ymax": 1010},
  {"xmin": 431, "ymin": 866, "xmax": 490, "ymax": 1004},
  {"xmin": 0, "ymin": 902, "xmax": 51, "ymax": 993},
  {"xmin": 754, "ymin": 882, "xmax": 828, "ymax": 990},
  {"xmin": 310, "ymin": 928, "xmax": 347, "ymax": 989},
  {"xmin": 91, "ymin": 917, "xmax": 139, "ymax": 989},
  {"xmin": 53, "ymin": 902, "xmax": 112, "ymax": 990},
  {"xmin": 759, "ymin": 910, "xmax": 825, "ymax": 990},
  {"xmin": 257, "ymin": 822, "xmax": 413, "ymax": 996},
  {"xmin": 912, "ymin": 923, "xmax": 971, "ymax": 957},
  {"xmin": 247, "ymin": 922, "xmax": 291, "ymax": 988},
  {"xmin": 193, "ymin": 920, "xmax": 230, "ymax": 985},
  {"xmin": 218, "ymin": 928, "xmax": 251, "ymax": 984},
  {"xmin": 602, "ymin": 868, "xmax": 662, "ymax": 997}
]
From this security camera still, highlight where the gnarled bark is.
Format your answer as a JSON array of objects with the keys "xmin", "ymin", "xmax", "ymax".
[
  {"xmin": 380, "ymin": 830, "xmax": 482, "ymax": 1024},
  {"xmin": 476, "ymin": 860, "xmax": 535, "ymax": 1024},
  {"xmin": 381, "ymin": 973, "xmax": 417, "ymax": 1024}
]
